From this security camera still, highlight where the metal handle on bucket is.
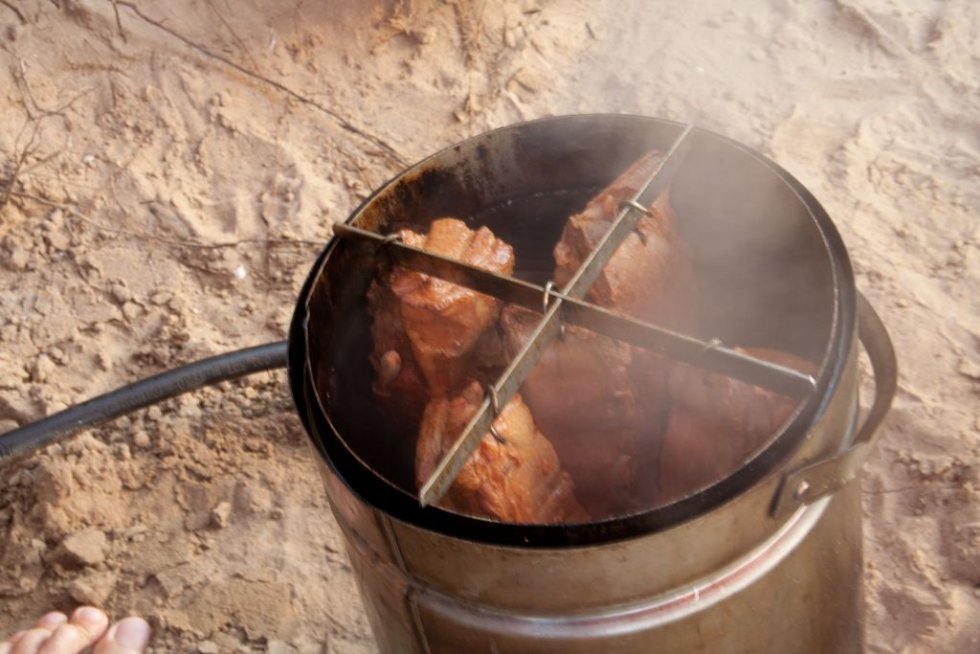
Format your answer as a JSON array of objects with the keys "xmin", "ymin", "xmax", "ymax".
[{"xmin": 770, "ymin": 292, "xmax": 898, "ymax": 520}]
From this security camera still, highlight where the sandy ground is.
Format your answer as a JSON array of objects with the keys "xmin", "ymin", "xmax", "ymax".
[{"xmin": 0, "ymin": 0, "xmax": 977, "ymax": 652}]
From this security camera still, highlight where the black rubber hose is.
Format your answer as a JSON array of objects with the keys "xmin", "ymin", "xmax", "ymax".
[{"xmin": 0, "ymin": 341, "xmax": 289, "ymax": 462}]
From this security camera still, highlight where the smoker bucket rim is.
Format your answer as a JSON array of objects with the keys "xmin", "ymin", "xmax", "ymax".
[{"xmin": 287, "ymin": 113, "xmax": 856, "ymax": 548}]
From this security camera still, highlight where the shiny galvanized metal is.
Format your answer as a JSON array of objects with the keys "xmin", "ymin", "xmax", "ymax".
[{"xmin": 288, "ymin": 115, "xmax": 897, "ymax": 653}]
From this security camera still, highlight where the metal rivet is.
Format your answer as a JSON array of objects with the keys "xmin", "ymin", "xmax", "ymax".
[{"xmin": 794, "ymin": 480, "xmax": 811, "ymax": 500}]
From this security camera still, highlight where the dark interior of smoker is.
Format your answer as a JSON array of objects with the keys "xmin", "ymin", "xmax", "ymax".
[{"xmin": 303, "ymin": 117, "xmax": 838, "ymax": 517}]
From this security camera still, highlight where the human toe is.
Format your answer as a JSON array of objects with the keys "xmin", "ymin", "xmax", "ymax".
[
  {"xmin": 35, "ymin": 606, "xmax": 108, "ymax": 654},
  {"xmin": 1, "ymin": 612, "xmax": 63, "ymax": 653},
  {"xmin": 33, "ymin": 615, "xmax": 67, "ymax": 633},
  {"xmin": 92, "ymin": 617, "xmax": 151, "ymax": 654},
  {"xmin": 8, "ymin": 627, "xmax": 57, "ymax": 654}
]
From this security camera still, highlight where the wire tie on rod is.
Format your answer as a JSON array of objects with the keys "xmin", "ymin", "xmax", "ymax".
[
  {"xmin": 621, "ymin": 199, "xmax": 651, "ymax": 245},
  {"xmin": 378, "ymin": 232, "xmax": 402, "ymax": 269},
  {"xmin": 702, "ymin": 337, "xmax": 724, "ymax": 354},
  {"xmin": 542, "ymin": 281, "xmax": 567, "ymax": 340},
  {"xmin": 542, "ymin": 281, "xmax": 555, "ymax": 313},
  {"xmin": 486, "ymin": 385, "xmax": 506, "ymax": 444}
]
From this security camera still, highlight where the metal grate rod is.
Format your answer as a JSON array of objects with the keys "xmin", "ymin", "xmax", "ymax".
[
  {"xmin": 417, "ymin": 125, "xmax": 699, "ymax": 507},
  {"xmin": 332, "ymin": 222, "xmax": 817, "ymax": 399}
]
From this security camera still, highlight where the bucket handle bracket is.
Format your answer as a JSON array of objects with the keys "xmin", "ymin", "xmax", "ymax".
[{"xmin": 770, "ymin": 292, "xmax": 897, "ymax": 520}]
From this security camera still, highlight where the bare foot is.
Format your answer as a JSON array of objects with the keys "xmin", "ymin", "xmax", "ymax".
[{"xmin": 0, "ymin": 607, "xmax": 150, "ymax": 654}]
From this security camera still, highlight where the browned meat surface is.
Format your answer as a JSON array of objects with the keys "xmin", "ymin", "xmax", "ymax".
[
  {"xmin": 657, "ymin": 348, "xmax": 818, "ymax": 503},
  {"xmin": 500, "ymin": 306, "xmax": 642, "ymax": 516},
  {"xmin": 370, "ymin": 218, "xmax": 585, "ymax": 524},
  {"xmin": 367, "ymin": 218, "xmax": 515, "ymax": 423},
  {"xmin": 415, "ymin": 380, "xmax": 587, "ymax": 524},
  {"xmin": 553, "ymin": 150, "xmax": 694, "ymax": 327},
  {"xmin": 496, "ymin": 151, "xmax": 694, "ymax": 517},
  {"xmin": 391, "ymin": 218, "xmax": 515, "ymax": 394}
]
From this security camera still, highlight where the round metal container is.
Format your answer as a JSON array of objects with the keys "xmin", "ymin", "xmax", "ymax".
[{"xmin": 288, "ymin": 115, "xmax": 897, "ymax": 653}]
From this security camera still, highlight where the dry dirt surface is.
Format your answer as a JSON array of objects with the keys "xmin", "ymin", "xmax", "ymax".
[{"xmin": 0, "ymin": 1, "xmax": 977, "ymax": 652}]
